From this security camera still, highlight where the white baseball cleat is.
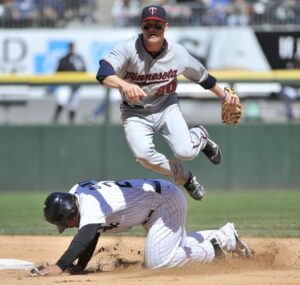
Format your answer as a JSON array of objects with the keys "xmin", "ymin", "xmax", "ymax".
[
  {"xmin": 208, "ymin": 223, "xmax": 252, "ymax": 259},
  {"xmin": 227, "ymin": 223, "xmax": 252, "ymax": 257}
]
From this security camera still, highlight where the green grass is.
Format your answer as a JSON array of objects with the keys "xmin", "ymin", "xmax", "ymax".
[
  {"xmin": 186, "ymin": 191, "xmax": 300, "ymax": 237},
  {"xmin": 0, "ymin": 191, "xmax": 299, "ymax": 237},
  {"xmin": 0, "ymin": 193, "xmax": 50, "ymax": 235}
]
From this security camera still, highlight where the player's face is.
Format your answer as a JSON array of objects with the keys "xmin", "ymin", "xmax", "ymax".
[
  {"xmin": 141, "ymin": 20, "xmax": 167, "ymax": 44},
  {"xmin": 65, "ymin": 214, "xmax": 79, "ymax": 229}
]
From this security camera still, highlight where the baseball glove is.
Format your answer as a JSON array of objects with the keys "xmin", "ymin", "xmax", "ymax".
[{"xmin": 221, "ymin": 87, "xmax": 242, "ymax": 126}]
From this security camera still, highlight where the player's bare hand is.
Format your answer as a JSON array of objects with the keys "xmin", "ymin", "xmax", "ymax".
[{"xmin": 121, "ymin": 82, "xmax": 147, "ymax": 104}]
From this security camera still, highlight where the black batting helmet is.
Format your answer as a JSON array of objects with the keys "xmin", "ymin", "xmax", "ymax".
[{"xmin": 43, "ymin": 192, "xmax": 78, "ymax": 234}]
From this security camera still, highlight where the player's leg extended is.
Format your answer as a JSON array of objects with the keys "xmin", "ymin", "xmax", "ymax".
[
  {"xmin": 157, "ymin": 104, "xmax": 207, "ymax": 200},
  {"xmin": 123, "ymin": 116, "xmax": 198, "ymax": 194},
  {"xmin": 185, "ymin": 224, "xmax": 252, "ymax": 259},
  {"xmin": 123, "ymin": 114, "xmax": 205, "ymax": 201},
  {"xmin": 158, "ymin": 104, "xmax": 205, "ymax": 160},
  {"xmin": 158, "ymin": 104, "xmax": 221, "ymax": 165},
  {"xmin": 143, "ymin": 184, "xmax": 214, "ymax": 269},
  {"xmin": 123, "ymin": 115, "xmax": 175, "ymax": 177}
]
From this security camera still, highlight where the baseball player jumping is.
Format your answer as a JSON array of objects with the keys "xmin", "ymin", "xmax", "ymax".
[
  {"xmin": 32, "ymin": 178, "xmax": 251, "ymax": 276},
  {"xmin": 96, "ymin": 5, "xmax": 242, "ymax": 201}
]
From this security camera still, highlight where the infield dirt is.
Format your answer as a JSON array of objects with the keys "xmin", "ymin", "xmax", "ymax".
[{"xmin": 0, "ymin": 236, "xmax": 299, "ymax": 285}]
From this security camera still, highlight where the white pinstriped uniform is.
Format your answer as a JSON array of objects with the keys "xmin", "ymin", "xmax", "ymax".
[
  {"xmin": 102, "ymin": 34, "xmax": 209, "ymax": 185},
  {"xmin": 69, "ymin": 178, "xmax": 236, "ymax": 269}
]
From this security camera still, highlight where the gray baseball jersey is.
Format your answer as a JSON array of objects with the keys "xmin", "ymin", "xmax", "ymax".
[
  {"xmin": 103, "ymin": 34, "xmax": 208, "ymax": 109},
  {"xmin": 68, "ymin": 178, "xmax": 237, "ymax": 269}
]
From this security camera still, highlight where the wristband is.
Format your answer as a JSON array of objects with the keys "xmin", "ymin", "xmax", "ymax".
[{"xmin": 221, "ymin": 91, "xmax": 227, "ymax": 101}]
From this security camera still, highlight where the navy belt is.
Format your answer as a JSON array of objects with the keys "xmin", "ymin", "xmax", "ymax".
[
  {"xmin": 153, "ymin": 180, "xmax": 161, "ymax": 194},
  {"xmin": 123, "ymin": 100, "xmax": 144, "ymax": 109}
]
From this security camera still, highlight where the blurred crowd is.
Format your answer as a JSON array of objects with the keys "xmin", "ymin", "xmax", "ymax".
[
  {"xmin": 112, "ymin": 0, "xmax": 300, "ymax": 27},
  {"xmin": 1, "ymin": 0, "xmax": 300, "ymax": 28},
  {"xmin": 0, "ymin": 0, "xmax": 97, "ymax": 27}
]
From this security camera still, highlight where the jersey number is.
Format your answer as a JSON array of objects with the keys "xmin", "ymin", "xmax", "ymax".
[
  {"xmin": 155, "ymin": 80, "xmax": 177, "ymax": 96},
  {"xmin": 78, "ymin": 180, "xmax": 132, "ymax": 190}
]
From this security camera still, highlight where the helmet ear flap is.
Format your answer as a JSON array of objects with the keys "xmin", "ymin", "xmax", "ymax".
[{"xmin": 43, "ymin": 192, "xmax": 78, "ymax": 233}]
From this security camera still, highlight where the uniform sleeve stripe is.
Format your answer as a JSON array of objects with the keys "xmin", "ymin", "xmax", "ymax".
[
  {"xmin": 96, "ymin": 60, "xmax": 116, "ymax": 84},
  {"xmin": 199, "ymin": 73, "xmax": 217, "ymax": 89}
]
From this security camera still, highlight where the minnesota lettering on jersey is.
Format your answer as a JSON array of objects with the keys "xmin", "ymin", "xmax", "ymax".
[{"xmin": 124, "ymin": 69, "xmax": 178, "ymax": 85}]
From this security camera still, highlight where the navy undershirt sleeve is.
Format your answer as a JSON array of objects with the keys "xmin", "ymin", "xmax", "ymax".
[
  {"xmin": 199, "ymin": 73, "xmax": 217, "ymax": 89},
  {"xmin": 96, "ymin": 60, "xmax": 116, "ymax": 84},
  {"xmin": 56, "ymin": 224, "xmax": 100, "ymax": 271}
]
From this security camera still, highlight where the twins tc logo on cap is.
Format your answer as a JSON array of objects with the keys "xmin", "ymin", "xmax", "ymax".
[
  {"xmin": 148, "ymin": 7, "xmax": 157, "ymax": 15},
  {"xmin": 141, "ymin": 5, "xmax": 167, "ymax": 22}
]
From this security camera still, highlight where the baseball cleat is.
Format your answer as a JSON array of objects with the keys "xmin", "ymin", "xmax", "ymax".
[
  {"xmin": 227, "ymin": 223, "xmax": 252, "ymax": 257},
  {"xmin": 198, "ymin": 125, "xmax": 221, "ymax": 165},
  {"xmin": 183, "ymin": 171, "xmax": 205, "ymax": 201},
  {"xmin": 210, "ymin": 237, "xmax": 227, "ymax": 259}
]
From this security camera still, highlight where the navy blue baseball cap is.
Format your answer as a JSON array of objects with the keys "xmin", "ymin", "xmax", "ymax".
[{"xmin": 141, "ymin": 5, "xmax": 167, "ymax": 23}]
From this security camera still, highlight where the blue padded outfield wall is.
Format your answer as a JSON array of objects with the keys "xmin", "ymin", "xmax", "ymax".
[{"xmin": 0, "ymin": 124, "xmax": 299, "ymax": 191}]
